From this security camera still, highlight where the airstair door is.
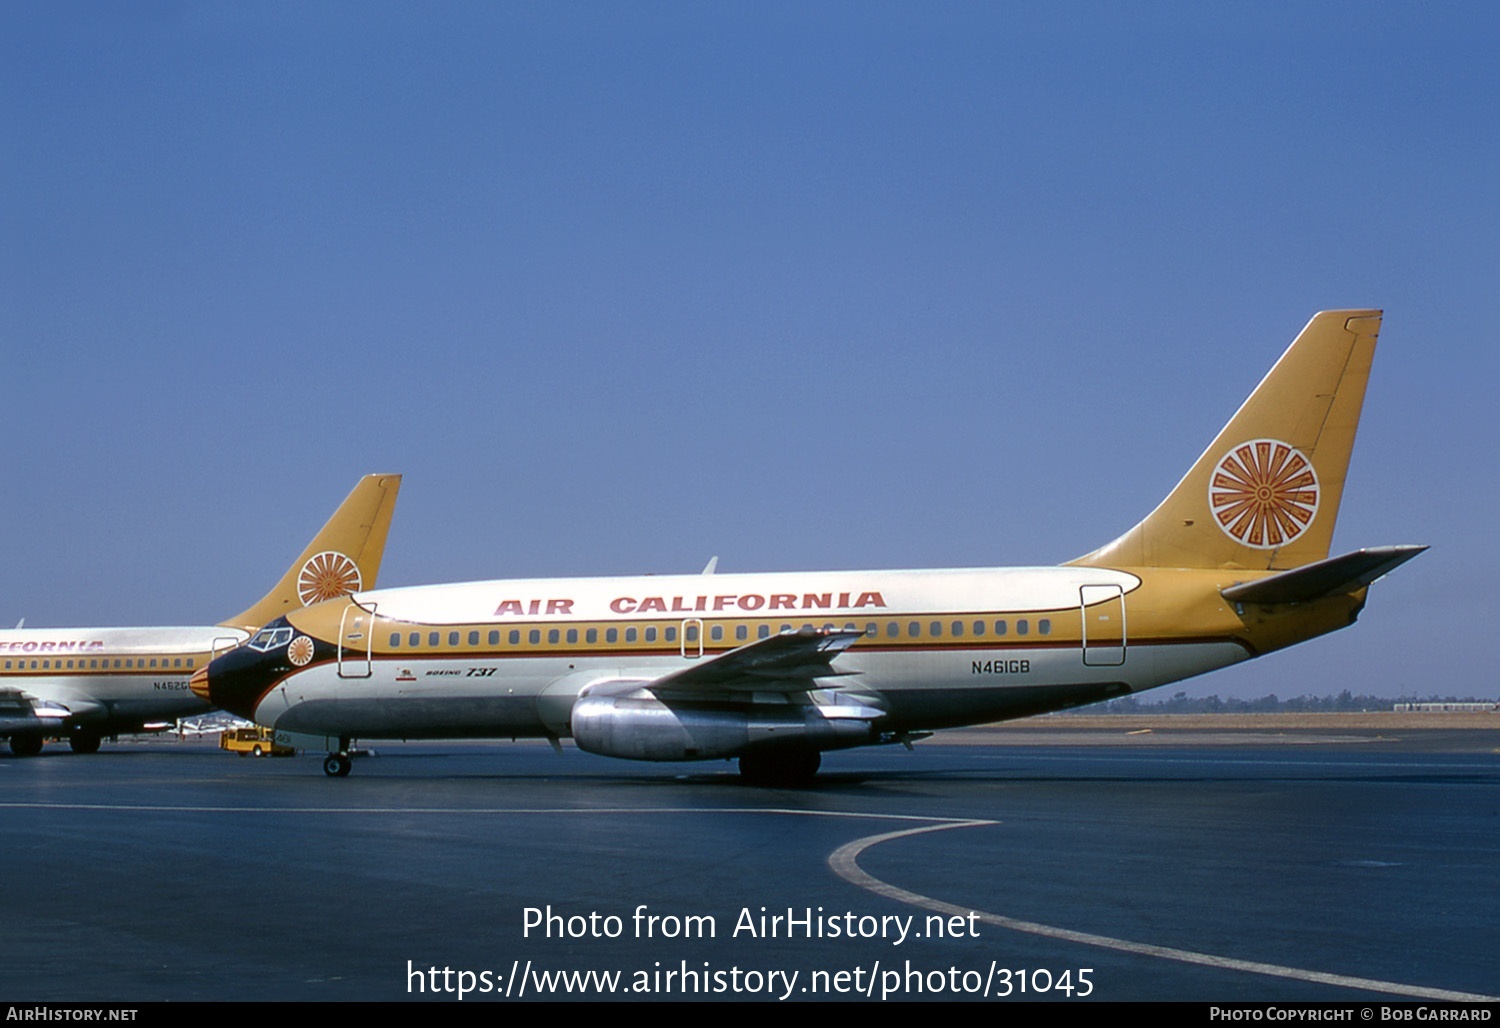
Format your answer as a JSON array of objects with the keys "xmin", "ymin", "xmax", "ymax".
[{"xmin": 338, "ymin": 602, "xmax": 376, "ymax": 678}]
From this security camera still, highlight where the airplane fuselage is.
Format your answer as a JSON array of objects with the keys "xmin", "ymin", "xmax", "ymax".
[
  {"xmin": 0, "ymin": 626, "xmax": 247, "ymax": 739},
  {"xmin": 205, "ymin": 563, "xmax": 1365, "ymax": 752}
]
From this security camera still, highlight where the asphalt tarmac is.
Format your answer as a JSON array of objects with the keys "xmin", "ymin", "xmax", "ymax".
[{"xmin": 2, "ymin": 722, "xmax": 1497, "ymax": 1003}]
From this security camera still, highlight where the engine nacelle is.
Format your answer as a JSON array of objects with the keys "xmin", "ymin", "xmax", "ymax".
[{"xmin": 570, "ymin": 691, "xmax": 877, "ymax": 762}]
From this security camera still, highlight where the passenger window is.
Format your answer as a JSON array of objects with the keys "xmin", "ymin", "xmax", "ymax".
[
  {"xmin": 909, "ymin": 622, "xmax": 921, "ymax": 637},
  {"xmin": 586, "ymin": 628, "xmax": 597, "ymax": 643},
  {"xmin": 390, "ymin": 633, "xmax": 401, "ymax": 647},
  {"xmin": 1017, "ymin": 619, "xmax": 1029, "ymax": 636},
  {"xmin": 488, "ymin": 631, "xmax": 500, "ymax": 645},
  {"xmin": 951, "ymin": 621, "xmax": 964, "ymax": 637},
  {"xmin": 566, "ymin": 629, "xmax": 578, "ymax": 644},
  {"xmin": 469, "ymin": 631, "xmax": 480, "ymax": 646},
  {"xmin": 1039, "ymin": 619, "xmax": 1051, "ymax": 635},
  {"xmin": 529, "ymin": 630, "xmax": 540, "ymax": 644},
  {"xmin": 995, "ymin": 621, "xmax": 1007, "ymax": 636},
  {"xmin": 509, "ymin": 630, "xmax": 520, "ymax": 645},
  {"xmin": 410, "ymin": 632, "xmax": 420, "ymax": 646},
  {"xmin": 548, "ymin": 629, "xmax": 560, "ymax": 644},
  {"xmin": 710, "ymin": 625, "xmax": 723, "ymax": 641},
  {"xmin": 645, "ymin": 627, "xmax": 657, "ymax": 642},
  {"xmin": 448, "ymin": 631, "xmax": 460, "ymax": 647},
  {"xmin": 929, "ymin": 622, "xmax": 942, "ymax": 638},
  {"xmin": 626, "ymin": 627, "xmax": 638, "ymax": 642},
  {"xmin": 428, "ymin": 632, "xmax": 440, "ymax": 647},
  {"xmin": 758, "ymin": 625, "xmax": 770, "ymax": 639},
  {"xmin": 886, "ymin": 622, "xmax": 899, "ymax": 638},
  {"xmin": 973, "ymin": 620, "xmax": 985, "ymax": 636},
  {"xmin": 684, "ymin": 625, "xmax": 697, "ymax": 642},
  {"xmin": 606, "ymin": 628, "xmax": 618, "ymax": 643},
  {"xmin": 735, "ymin": 625, "xmax": 747, "ymax": 641}
]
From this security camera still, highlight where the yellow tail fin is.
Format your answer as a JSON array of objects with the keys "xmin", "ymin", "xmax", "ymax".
[
  {"xmin": 220, "ymin": 474, "xmax": 402, "ymax": 631},
  {"xmin": 1072, "ymin": 311, "xmax": 1380, "ymax": 571}
]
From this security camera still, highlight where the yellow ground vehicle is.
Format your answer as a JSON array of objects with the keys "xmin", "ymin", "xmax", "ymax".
[{"xmin": 219, "ymin": 726, "xmax": 295, "ymax": 757}]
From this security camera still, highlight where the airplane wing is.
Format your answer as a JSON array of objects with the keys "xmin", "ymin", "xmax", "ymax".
[
  {"xmin": 1221, "ymin": 545, "xmax": 1427, "ymax": 605},
  {"xmin": 0, "ymin": 686, "xmax": 70, "ymax": 733},
  {"xmin": 648, "ymin": 627, "xmax": 864, "ymax": 696}
]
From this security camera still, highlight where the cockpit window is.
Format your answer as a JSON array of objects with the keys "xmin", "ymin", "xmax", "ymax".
[{"xmin": 248, "ymin": 627, "xmax": 295, "ymax": 653}]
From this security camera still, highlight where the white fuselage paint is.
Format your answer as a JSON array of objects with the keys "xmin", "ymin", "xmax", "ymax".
[
  {"xmin": 247, "ymin": 566, "xmax": 1253, "ymax": 743},
  {"xmin": 1, "ymin": 626, "xmax": 247, "ymax": 727}
]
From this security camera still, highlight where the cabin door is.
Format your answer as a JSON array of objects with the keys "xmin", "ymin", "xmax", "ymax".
[
  {"xmin": 338, "ymin": 602, "xmax": 376, "ymax": 678},
  {"xmin": 1080, "ymin": 584, "xmax": 1126, "ymax": 666}
]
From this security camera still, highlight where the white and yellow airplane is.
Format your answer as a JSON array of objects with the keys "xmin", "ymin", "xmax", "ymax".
[
  {"xmin": 1, "ymin": 474, "xmax": 401, "ymax": 756},
  {"xmin": 197, "ymin": 312, "xmax": 1423, "ymax": 784}
]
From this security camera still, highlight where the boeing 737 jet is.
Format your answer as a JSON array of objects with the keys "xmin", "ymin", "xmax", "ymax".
[
  {"xmin": 197, "ymin": 312, "xmax": 1423, "ymax": 784},
  {"xmin": 1, "ymin": 474, "xmax": 401, "ymax": 756}
]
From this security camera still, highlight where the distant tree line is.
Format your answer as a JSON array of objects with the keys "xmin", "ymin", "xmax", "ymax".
[{"xmin": 1069, "ymin": 691, "xmax": 1495, "ymax": 714}]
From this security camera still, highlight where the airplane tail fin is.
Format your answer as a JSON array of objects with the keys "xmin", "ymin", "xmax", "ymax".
[
  {"xmin": 220, "ymin": 474, "xmax": 402, "ymax": 631},
  {"xmin": 1071, "ymin": 311, "xmax": 1381, "ymax": 571}
]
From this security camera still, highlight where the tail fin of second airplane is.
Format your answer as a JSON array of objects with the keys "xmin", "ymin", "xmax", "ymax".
[
  {"xmin": 1072, "ymin": 310, "xmax": 1381, "ymax": 572},
  {"xmin": 220, "ymin": 474, "xmax": 402, "ymax": 631}
]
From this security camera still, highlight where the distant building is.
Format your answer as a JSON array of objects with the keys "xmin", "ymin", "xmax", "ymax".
[{"xmin": 1391, "ymin": 702, "xmax": 1500, "ymax": 712}]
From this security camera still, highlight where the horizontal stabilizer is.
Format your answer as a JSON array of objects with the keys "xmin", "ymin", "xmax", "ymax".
[
  {"xmin": 1221, "ymin": 545, "xmax": 1427, "ymax": 605},
  {"xmin": 651, "ymin": 627, "xmax": 863, "ymax": 695}
]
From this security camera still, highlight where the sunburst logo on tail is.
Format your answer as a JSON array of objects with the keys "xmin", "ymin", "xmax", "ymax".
[
  {"xmin": 1208, "ymin": 439, "xmax": 1320, "ymax": 549},
  {"xmin": 297, "ymin": 551, "xmax": 363, "ymax": 606}
]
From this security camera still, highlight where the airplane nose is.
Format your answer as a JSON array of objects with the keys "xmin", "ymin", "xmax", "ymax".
[
  {"xmin": 190, "ymin": 666, "xmax": 211, "ymax": 701},
  {"xmin": 197, "ymin": 626, "xmax": 292, "ymax": 719}
]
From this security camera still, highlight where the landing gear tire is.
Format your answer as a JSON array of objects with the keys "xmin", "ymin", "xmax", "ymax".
[
  {"xmin": 738, "ymin": 749, "xmax": 821, "ymax": 787},
  {"xmin": 8, "ymin": 734, "xmax": 44, "ymax": 758},
  {"xmin": 69, "ymin": 731, "xmax": 102, "ymax": 755},
  {"xmin": 323, "ymin": 753, "xmax": 353, "ymax": 777},
  {"xmin": 252, "ymin": 745, "xmax": 265, "ymax": 757}
]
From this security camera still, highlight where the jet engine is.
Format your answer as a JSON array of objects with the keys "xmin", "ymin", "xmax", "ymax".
[{"xmin": 570, "ymin": 688, "xmax": 879, "ymax": 762}]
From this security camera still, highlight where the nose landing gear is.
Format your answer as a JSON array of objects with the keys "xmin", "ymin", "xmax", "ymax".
[{"xmin": 323, "ymin": 738, "xmax": 354, "ymax": 777}]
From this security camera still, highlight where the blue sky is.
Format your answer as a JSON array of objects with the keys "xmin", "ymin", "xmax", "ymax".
[{"xmin": 3, "ymin": 2, "xmax": 1495, "ymax": 699}]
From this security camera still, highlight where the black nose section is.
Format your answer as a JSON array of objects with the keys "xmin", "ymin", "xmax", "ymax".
[{"xmin": 199, "ymin": 618, "xmax": 296, "ymax": 719}]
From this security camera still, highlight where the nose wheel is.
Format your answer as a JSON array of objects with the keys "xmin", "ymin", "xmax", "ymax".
[{"xmin": 322, "ymin": 738, "xmax": 354, "ymax": 780}]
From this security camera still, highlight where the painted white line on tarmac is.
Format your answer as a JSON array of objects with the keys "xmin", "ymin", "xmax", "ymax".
[{"xmin": 828, "ymin": 820, "xmax": 1499, "ymax": 1003}]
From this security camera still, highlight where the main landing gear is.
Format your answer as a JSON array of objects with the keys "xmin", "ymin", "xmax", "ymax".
[
  {"xmin": 8, "ymin": 734, "xmax": 43, "ymax": 758},
  {"xmin": 69, "ymin": 731, "xmax": 102, "ymax": 754},
  {"xmin": 738, "ymin": 749, "xmax": 821, "ymax": 788}
]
